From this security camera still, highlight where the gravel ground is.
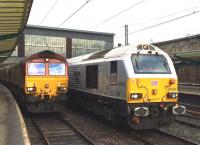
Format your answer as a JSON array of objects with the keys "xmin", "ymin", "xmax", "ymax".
[
  {"xmin": 58, "ymin": 105, "xmax": 199, "ymax": 145},
  {"xmin": 24, "ymin": 118, "xmax": 45, "ymax": 145},
  {"xmin": 131, "ymin": 129, "xmax": 194, "ymax": 145},
  {"xmin": 160, "ymin": 121, "xmax": 200, "ymax": 144},
  {"xmin": 59, "ymin": 106, "xmax": 145, "ymax": 145},
  {"xmin": 177, "ymin": 115, "xmax": 200, "ymax": 127},
  {"xmin": 23, "ymin": 103, "xmax": 200, "ymax": 145}
]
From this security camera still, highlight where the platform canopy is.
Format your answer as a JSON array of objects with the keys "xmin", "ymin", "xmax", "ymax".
[
  {"xmin": 173, "ymin": 50, "xmax": 200, "ymax": 58},
  {"xmin": 170, "ymin": 50, "xmax": 200, "ymax": 66},
  {"xmin": 0, "ymin": 0, "xmax": 33, "ymax": 62}
]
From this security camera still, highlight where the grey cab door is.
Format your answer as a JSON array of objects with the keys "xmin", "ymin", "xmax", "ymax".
[
  {"xmin": 102, "ymin": 62, "xmax": 110, "ymax": 96},
  {"xmin": 110, "ymin": 61, "xmax": 117, "ymax": 97}
]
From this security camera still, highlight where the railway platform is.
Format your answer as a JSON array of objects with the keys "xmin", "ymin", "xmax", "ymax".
[
  {"xmin": 179, "ymin": 84, "xmax": 200, "ymax": 95},
  {"xmin": 0, "ymin": 83, "xmax": 30, "ymax": 145},
  {"xmin": 178, "ymin": 84, "xmax": 200, "ymax": 106}
]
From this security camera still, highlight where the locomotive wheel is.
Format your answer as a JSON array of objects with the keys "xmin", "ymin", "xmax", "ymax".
[
  {"xmin": 111, "ymin": 112, "xmax": 121, "ymax": 127},
  {"xmin": 118, "ymin": 116, "xmax": 132, "ymax": 131}
]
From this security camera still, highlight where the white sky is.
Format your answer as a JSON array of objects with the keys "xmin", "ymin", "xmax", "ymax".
[{"xmin": 28, "ymin": 0, "xmax": 200, "ymax": 46}]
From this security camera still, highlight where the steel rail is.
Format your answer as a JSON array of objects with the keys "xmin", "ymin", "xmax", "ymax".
[
  {"xmin": 30, "ymin": 113, "xmax": 96, "ymax": 145},
  {"xmin": 30, "ymin": 116, "xmax": 51, "ymax": 145},
  {"xmin": 57, "ymin": 114, "xmax": 96, "ymax": 145},
  {"xmin": 157, "ymin": 129, "xmax": 198, "ymax": 145},
  {"xmin": 176, "ymin": 115, "xmax": 200, "ymax": 129}
]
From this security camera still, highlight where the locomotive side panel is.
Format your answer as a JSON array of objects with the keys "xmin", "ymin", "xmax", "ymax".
[
  {"xmin": 110, "ymin": 61, "xmax": 117, "ymax": 97},
  {"xmin": 102, "ymin": 62, "xmax": 109, "ymax": 96},
  {"xmin": 0, "ymin": 63, "xmax": 25, "ymax": 89},
  {"xmin": 81, "ymin": 64, "xmax": 86, "ymax": 90},
  {"xmin": 68, "ymin": 59, "xmax": 130, "ymax": 116},
  {"xmin": 9, "ymin": 63, "xmax": 25, "ymax": 88},
  {"xmin": 82, "ymin": 62, "xmax": 103, "ymax": 95},
  {"xmin": 116, "ymin": 60, "xmax": 128, "ymax": 99},
  {"xmin": 0, "ymin": 66, "xmax": 10, "ymax": 83},
  {"xmin": 68, "ymin": 65, "xmax": 81, "ymax": 89},
  {"xmin": 98, "ymin": 63, "xmax": 103, "ymax": 95}
]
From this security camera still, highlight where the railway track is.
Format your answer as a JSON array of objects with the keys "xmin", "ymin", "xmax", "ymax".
[
  {"xmin": 130, "ymin": 128, "xmax": 198, "ymax": 145},
  {"xmin": 156, "ymin": 129, "xmax": 198, "ymax": 145},
  {"xmin": 25, "ymin": 117, "xmax": 46, "ymax": 145},
  {"xmin": 181, "ymin": 113, "xmax": 200, "ymax": 120},
  {"xmin": 179, "ymin": 103, "xmax": 200, "ymax": 117},
  {"xmin": 179, "ymin": 102, "xmax": 200, "ymax": 111},
  {"xmin": 24, "ymin": 106, "xmax": 200, "ymax": 145},
  {"xmin": 176, "ymin": 115, "xmax": 200, "ymax": 129},
  {"xmin": 29, "ymin": 113, "xmax": 95, "ymax": 145}
]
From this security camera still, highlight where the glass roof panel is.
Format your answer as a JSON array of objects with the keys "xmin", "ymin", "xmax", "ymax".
[
  {"xmin": 0, "ymin": 17, "xmax": 23, "ymax": 20},
  {"xmin": 0, "ymin": 8, "xmax": 24, "ymax": 12},
  {"xmin": 0, "ymin": 3, "xmax": 25, "ymax": 8},
  {"xmin": 0, "ymin": 13, "xmax": 24, "ymax": 17}
]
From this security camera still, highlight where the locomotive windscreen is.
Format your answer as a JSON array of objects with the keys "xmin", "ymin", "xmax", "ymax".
[
  {"xmin": 131, "ymin": 54, "xmax": 171, "ymax": 74},
  {"xmin": 49, "ymin": 63, "xmax": 66, "ymax": 75},
  {"xmin": 28, "ymin": 63, "xmax": 45, "ymax": 75}
]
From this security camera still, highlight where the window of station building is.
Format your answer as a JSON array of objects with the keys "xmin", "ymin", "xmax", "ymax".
[
  {"xmin": 86, "ymin": 65, "xmax": 98, "ymax": 89},
  {"xmin": 25, "ymin": 35, "xmax": 66, "ymax": 57},
  {"xmin": 110, "ymin": 61, "xmax": 117, "ymax": 85},
  {"xmin": 72, "ymin": 39, "xmax": 106, "ymax": 57},
  {"xmin": 190, "ymin": 41, "xmax": 197, "ymax": 50}
]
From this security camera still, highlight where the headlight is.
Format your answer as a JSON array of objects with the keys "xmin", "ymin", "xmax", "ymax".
[
  {"xmin": 27, "ymin": 87, "xmax": 33, "ymax": 91},
  {"xmin": 130, "ymin": 93, "xmax": 142, "ymax": 99},
  {"xmin": 27, "ymin": 87, "xmax": 36, "ymax": 92},
  {"xmin": 167, "ymin": 92, "xmax": 178, "ymax": 98},
  {"xmin": 57, "ymin": 86, "xmax": 67, "ymax": 92}
]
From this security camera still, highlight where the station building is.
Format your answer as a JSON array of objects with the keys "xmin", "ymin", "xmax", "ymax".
[
  {"xmin": 11, "ymin": 25, "xmax": 114, "ymax": 59},
  {"xmin": 154, "ymin": 34, "xmax": 200, "ymax": 84}
]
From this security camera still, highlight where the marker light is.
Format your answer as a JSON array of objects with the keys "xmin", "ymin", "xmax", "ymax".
[
  {"xmin": 27, "ymin": 87, "xmax": 33, "ymax": 91},
  {"xmin": 152, "ymin": 89, "xmax": 157, "ymax": 95},
  {"xmin": 57, "ymin": 86, "xmax": 67, "ymax": 92},
  {"xmin": 143, "ymin": 45, "xmax": 148, "ymax": 50},
  {"xmin": 169, "ymin": 79, "xmax": 176, "ymax": 85}
]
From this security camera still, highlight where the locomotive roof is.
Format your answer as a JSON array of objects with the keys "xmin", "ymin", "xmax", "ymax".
[
  {"xmin": 25, "ymin": 50, "xmax": 66, "ymax": 62},
  {"xmin": 68, "ymin": 44, "xmax": 165, "ymax": 63}
]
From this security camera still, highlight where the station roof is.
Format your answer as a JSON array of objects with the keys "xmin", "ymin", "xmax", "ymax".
[
  {"xmin": 26, "ymin": 25, "xmax": 115, "ymax": 36},
  {"xmin": 153, "ymin": 34, "xmax": 200, "ymax": 65},
  {"xmin": 169, "ymin": 50, "xmax": 200, "ymax": 66},
  {"xmin": 154, "ymin": 34, "xmax": 200, "ymax": 45},
  {"xmin": 172, "ymin": 50, "xmax": 200, "ymax": 58},
  {"xmin": 0, "ymin": 0, "xmax": 33, "ymax": 62}
]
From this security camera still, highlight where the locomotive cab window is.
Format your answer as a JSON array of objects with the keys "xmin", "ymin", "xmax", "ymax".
[
  {"xmin": 86, "ymin": 65, "xmax": 98, "ymax": 89},
  {"xmin": 28, "ymin": 63, "xmax": 45, "ymax": 75},
  {"xmin": 131, "ymin": 54, "xmax": 171, "ymax": 74},
  {"xmin": 110, "ymin": 61, "xmax": 117, "ymax": 85},
  {"xmin": 49, "ymin": 63, "xmax": 65, "ymax": 75}
]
